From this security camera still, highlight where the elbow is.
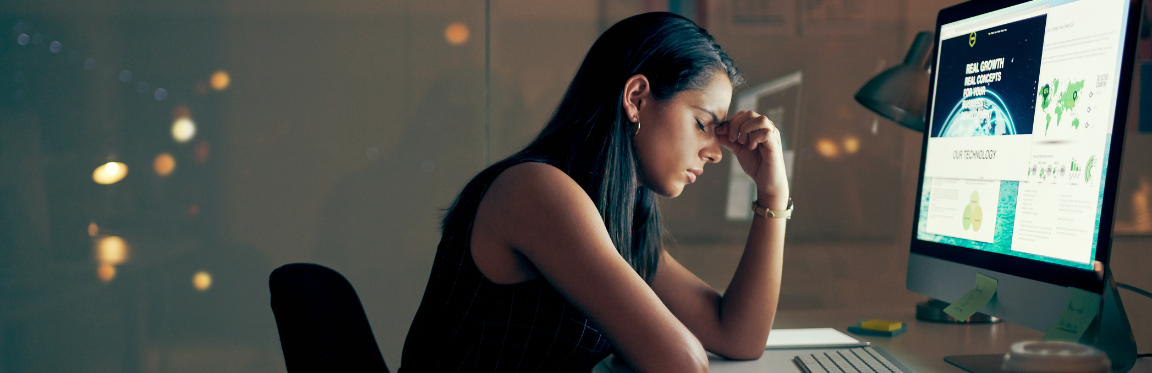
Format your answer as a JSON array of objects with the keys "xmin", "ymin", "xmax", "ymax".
[
  {"xmin": 647, "ymin": 335, "xmax": 709, "ymax": 373},
  {"xmin": 634, "ymin": 347, "xmax": 708, "ymax": 373},
  {"xmin": 715, "ymin": 345, "xmax": 765, "ymax": 361},
  {"xmin": 670, "ymin": 337, "xmax": 710, "ymax": 373},
  {"xmin": 688, "ymin": 344, "xmax": 710, "ymax": 373},
  {"xmin": 709, "ymin": 335, "xmax": 768, "ymax": 361}
]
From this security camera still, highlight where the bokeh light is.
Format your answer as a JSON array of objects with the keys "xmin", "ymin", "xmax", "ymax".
[
  {"xmin": 153, "ymin": 153, "xmax": 176, "ymax": 176},
  {"xmin": 815, "ymin": 138, "xmax": 840, "ymax": 159},
  {"xmin": 154, "ymin": 88, "xmax": 167, "ymax": 101},
  {"xmin": 194, "ymin": 141, "xmax": 210, "ymax": 163},
  {"xmin": 119, "ymin": 70, "xmax": 132, "ymax": 83},
  {"xmin": 17, "ymin": 34, "xmax": 29, "ymax": 45},
  {"xmin": 88, "ymin": 222, "xmax": 99, "ymax": 237},
  {"xmin": 192, "ymin": 271, "xmax": 212, "ymax": 291},
  {"xmin": 172, "ymin": 117, "xmax": 196, "ymax": 143},
  {"xmin": 195, "ymin": 81, "xmax": 210, "ymax": 95},
  {"xmin": 97, "ymin": 264, "xmax": 116, "ymax": 282},
  {"xmin": 172, "ymin": 105, "xmax": 190, "ymax": 119},
  {"xmin": 842, "ymin": 136, "xmax": 860, "ymax": 154},
  {"xmin": 96, "ymin": 236, "xmax": 128, "ymax": 265},
  {"xmin": 210, "ymin": 70, "xmax": 230, "ymax": 91},
  {"xmin": 445, "ymin": 22, "xmax": 469, "ymax": 45},
  {"xmin": 49, "ymin": 41, "xmax": 61, "ymax": 53},
  {"xmin": 92, "ymin": 162, "xmax": 128, "ymax": 184}
]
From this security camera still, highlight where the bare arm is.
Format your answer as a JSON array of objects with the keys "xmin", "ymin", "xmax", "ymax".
[
  {"xmin": 477, "ymin": 162, "xmax": 709, "ymax": 373},
  {"xmin": 651, "ymin": 201, "xmax": 786, "ymax": 359},
  {"xmin": 651, "ymin": 110, "xmax": 790, "ymax": 359}
]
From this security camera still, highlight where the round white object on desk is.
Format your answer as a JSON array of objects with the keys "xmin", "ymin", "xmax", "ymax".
[{"xmin": 1001, "ymin": 341, "xmax": 1110, "ymax": 373}]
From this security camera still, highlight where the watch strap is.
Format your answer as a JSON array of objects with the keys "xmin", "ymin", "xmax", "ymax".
[{"xmin": 751, "ymin": 198, "xmax": 792, "ymax": 219}]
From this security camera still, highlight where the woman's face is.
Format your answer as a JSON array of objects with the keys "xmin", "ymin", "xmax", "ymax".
[{"xmin": 632, "ymin": 72, "xmax": 732, "ymax": 197}]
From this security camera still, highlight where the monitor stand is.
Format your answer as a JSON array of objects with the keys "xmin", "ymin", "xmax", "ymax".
[{"xmin": 943, "ymin": 269, "xmax": 1137, "ymax": 373}]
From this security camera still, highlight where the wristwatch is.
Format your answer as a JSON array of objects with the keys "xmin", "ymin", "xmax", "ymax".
[{"xmin": 751, "ymin": 198, "xmax": 793, "ymax": 219}]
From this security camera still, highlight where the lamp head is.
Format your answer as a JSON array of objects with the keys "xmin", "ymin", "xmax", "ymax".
[{"xmin": 855, "ymin": 31, "xmax": 934, "ymax": 132}]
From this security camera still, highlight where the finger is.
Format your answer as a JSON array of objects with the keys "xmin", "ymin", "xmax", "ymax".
[
  {"xmin": 740, "ymin": 115, "xmax": 774, "ymax": 146},
  {"xmin": 724, "ymin": 111, "xmax": 755, "ymax": 143},
  {"xmin": 722, "ymin": 111, "xmax": 743, "ymax": 142},
  {"xmin": 748, "ymin": 128, "xmax": 771, "ymax": 150},
  {"xmin": 716, "ymin": 130, "xmax": 742, "ymax": 153},
  {"xmin": 750, "ymin": 118, "xmax": 782, "ymax": 150},
  {"xmin": 742, "ymin": 112, "xmax": 765, "ymax": 145},
  {"xmin": 736, "ymin": 112, "xmax": 763, "ymax": 144}
]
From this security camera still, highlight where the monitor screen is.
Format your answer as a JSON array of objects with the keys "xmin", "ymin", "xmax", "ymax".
[{"xmin": 916, "ymin": 0, "xmax": 1131, "ymax": 271}]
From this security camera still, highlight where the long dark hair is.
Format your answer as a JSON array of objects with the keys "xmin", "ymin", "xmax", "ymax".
[{"xmin": 444, "ymin": 12, "xmax": 742, "ymax": 283}]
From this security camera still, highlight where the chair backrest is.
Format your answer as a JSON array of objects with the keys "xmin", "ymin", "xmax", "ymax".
[{"xmin": 269, "ymin": 263, "xmax": 389, "ymax": 373}]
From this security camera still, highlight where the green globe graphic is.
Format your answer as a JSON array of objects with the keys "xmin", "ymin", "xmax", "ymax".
[{"xmin": 937, "ymin": 91, "xmax": 1018, "ymax": 137}]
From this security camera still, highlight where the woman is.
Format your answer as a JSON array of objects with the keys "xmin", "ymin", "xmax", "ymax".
[{"xmin": 400, "ymin": 12, "xmax": 789, "ymax": 372}]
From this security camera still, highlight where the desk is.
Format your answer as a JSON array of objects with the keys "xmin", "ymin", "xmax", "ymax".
[{"xmin": 594, "ymin": 307, "xmax": 1152, "ymax": 372}]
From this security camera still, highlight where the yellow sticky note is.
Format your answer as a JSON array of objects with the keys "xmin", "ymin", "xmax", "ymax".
[
  {"xmin": 861, "ymin": 319, "xmax": 902, "ymax": 332},
  {"xmin": 943, "ymin": 273, "xmax": 998, "ymax": 321},
  {"xmin": 1043, "ymin": 287, "xmax": 1101, "ymax": 342}
]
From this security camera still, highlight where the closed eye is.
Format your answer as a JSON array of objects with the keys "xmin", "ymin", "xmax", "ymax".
[{"xmin": 696, "ymin": 119, "xmax": 707, "ymax": 133}]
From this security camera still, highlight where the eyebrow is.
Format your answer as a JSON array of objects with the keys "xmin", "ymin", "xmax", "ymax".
[{"xmin": 692, "ymin": 106, "xmax": 722, "ymax": 125}]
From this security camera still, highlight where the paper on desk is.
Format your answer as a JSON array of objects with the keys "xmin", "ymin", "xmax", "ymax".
[
  {"xmin": 765, "ymin": 328, "xmax": 869, "ymax": 349},
  {"xmin": 1042, "ymin": 286, "xmax": 1101, "ymax": 342},
  {"xmin": 943, "ymin": 273, "xmax": 997, "ymax": 321}
]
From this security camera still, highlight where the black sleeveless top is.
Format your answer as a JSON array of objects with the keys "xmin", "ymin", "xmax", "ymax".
[{"xmin": 400, "ymin": 161, "xmax": 614, "ymax": 372}]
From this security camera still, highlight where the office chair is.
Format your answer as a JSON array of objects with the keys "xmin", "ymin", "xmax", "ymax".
[{"xmin": 269, "ymin": 263, "xmax": 390, "ymax": 372}]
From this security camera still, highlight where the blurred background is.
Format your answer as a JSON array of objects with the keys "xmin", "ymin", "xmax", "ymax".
[{"xmin": 0, "ymin": 0, "xmax": 1149, "ymax": 371}]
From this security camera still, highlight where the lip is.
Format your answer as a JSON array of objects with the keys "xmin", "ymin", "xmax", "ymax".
[{"xmin": 687, "ymin": 169, "xmax": 703, "ymax": 184}]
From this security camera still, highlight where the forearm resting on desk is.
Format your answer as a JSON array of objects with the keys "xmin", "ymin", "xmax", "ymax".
[
  {"xmin": 653, "ymin": 195, "xmax": 786, "ymax": 360},
  {"xmin": 715, "ymin": 206, "xmax": 786, "ymax": 358}
]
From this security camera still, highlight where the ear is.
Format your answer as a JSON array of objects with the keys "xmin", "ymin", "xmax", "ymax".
[{"xmin": 622, "ymin": 74, "xmax": 651, "ymax": 122}]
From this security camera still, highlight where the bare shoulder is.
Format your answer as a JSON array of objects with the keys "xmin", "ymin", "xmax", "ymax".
[
  {"xmin": 483, "ymin": 162, "xmax": 609, "ymax": 253},
  {"xmin": 484, "ymin": 162, "xmax": 595, "ymax": 213},
  {"xmin": 491, "ymin": 162, "xmax": 580, "ymax": 193},
  {"xmin": 471, "ymin": 162, "xmax": 601, "ymax": 283}
]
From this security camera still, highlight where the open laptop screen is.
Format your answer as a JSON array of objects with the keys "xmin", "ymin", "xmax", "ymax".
[{"xmin": 915, "ymin": 0, "xmax": 1132, "ymax": 270}]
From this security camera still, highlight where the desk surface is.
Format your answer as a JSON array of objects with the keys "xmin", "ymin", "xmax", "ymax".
[{"xmin": 595, "ymin": 307, "xmax": 1151, "ymax": 372}]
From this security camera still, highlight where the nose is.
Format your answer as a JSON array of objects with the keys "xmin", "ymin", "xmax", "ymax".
[{"xmin": 701, "ymin": 136, "xmax": 722, "ymax": 164}]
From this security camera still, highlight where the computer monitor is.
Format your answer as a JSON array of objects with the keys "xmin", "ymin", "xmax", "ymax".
[{"xmin": 907, "ymin": 0, "xmax": 1140, "ymax": 370}]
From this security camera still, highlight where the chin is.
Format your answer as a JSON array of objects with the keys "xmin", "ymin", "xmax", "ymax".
[
  {"xmin": 638, "ymin": 172, "xmax": 682, "ymax": 197},
  {"xmin": 653, "ymin": 182, "xmax": 683, "ymax": 198}
]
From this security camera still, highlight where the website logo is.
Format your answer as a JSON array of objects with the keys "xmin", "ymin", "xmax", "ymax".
[{"xmin": 969, "ymin": 32, "xmax": 977, "ymax": 47}]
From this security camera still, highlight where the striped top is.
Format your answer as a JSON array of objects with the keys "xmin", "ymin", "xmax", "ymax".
[{"xmin": 400, "ymin": 161, "xmax": 614, "ymax": 372}]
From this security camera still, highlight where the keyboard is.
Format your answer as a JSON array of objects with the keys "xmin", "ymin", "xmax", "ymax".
[{"xmin": 793, "ymin": 347, "xmax": 915, "ymax": 373}]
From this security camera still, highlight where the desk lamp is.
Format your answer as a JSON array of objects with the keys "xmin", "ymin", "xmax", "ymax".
[
  {"xmin": 854, "ymin": 31, "xmax": 999, "ymax": 324},
  {"xmin": 854, "ymin": 31, "xmax": 933, "ymax": 132}
]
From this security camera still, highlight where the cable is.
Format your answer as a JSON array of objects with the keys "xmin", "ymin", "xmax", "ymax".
[
  {"xmin": 1138, "ymin": 353, "xmax": 1151, "ymax": 359},
  {"xmin": 1117, "ymin": 282, "xmax": 1152, "ymax": 300}
]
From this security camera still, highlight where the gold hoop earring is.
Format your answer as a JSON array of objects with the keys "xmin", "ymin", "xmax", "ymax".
[{"xmin": 630, "ymin": 119, "xmax": 640, "ymax": 135}]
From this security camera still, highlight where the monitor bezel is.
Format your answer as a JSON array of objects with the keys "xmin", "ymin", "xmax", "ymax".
[{"xmin": 910, "ymin": 0, "xmax": 1141, "ymax": 294}]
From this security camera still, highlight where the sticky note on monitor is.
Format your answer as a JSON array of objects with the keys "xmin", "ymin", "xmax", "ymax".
[
  {"xmin": 1042, "ymin": 286, "xmax": 1101, "ymax": 342},
  {"xmin": 943, "ymin": 273, "xmax": 998, "ymax": 321}
]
